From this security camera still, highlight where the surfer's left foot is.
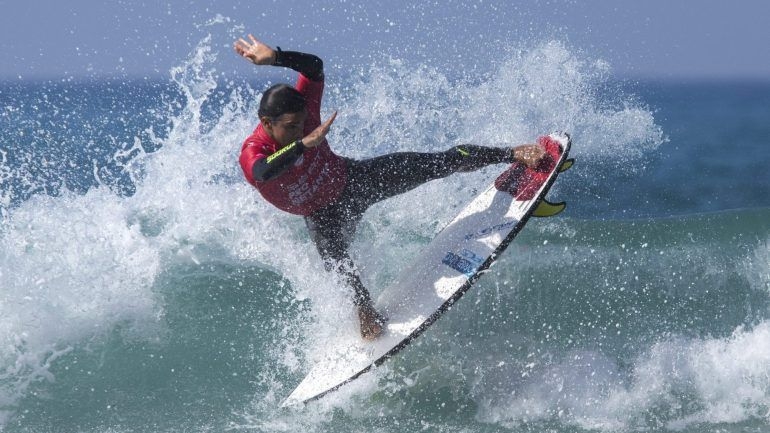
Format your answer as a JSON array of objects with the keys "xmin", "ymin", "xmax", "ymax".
[
  {"xmin": 358, "ymin": 305, "xmax": 387, "ymax": 341},
  {"xmin": 512, "ymin": 144, "xmax": 546, "ymax": 169}
]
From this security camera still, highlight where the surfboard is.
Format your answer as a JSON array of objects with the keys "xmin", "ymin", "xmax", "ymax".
[{"xmin": 282, "ymin": 132, "xmax": 573, "ymax": 406}]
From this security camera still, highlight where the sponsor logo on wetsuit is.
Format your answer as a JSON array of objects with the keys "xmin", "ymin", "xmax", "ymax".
[{"xmin": 286, "ymin": 153, "xmax": 331, "ymax": 206}]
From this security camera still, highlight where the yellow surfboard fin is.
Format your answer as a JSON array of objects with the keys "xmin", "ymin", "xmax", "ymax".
[
  {"xmin": 559, "ymin": 158, "xmax": 575, "ymax": 173},
  {"xmin": 533, "ymin": 199, "xmax": 566, "ymax": 217}
]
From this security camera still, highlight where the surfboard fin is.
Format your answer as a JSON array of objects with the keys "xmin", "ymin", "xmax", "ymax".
[
  {"xmin": 559, "ymin": 158, "xmax": 575, "ymax": 173},
  {"xmin": 533, "ymin": 199, "xmax": 566, "ymax": 217}
]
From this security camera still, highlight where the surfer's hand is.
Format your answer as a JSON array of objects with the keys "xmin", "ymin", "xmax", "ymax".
[
  {"xmin": 513, "ymin": 144, "xmax": 546, "ymax": 168},
  {"xmin": 234, "ymin": 34, "xmax": 277, "ymax": 65},
  {"xmin": 302, "ymin": 111, "xmax": 337, "ymax": 148}
]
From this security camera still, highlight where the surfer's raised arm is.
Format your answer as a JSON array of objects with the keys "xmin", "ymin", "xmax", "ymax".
[
  {"xmin": 233, "ymin": 34, "xmax": 276, "ymax": 65},
  {"xmin": 233, "ymin": 35, "xmax": 324, "ymax": 81}
]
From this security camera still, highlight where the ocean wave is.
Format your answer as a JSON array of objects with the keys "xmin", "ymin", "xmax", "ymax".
[{"xmin": 2, "ymin": 31, "xmax": 765, "ymax": 432}]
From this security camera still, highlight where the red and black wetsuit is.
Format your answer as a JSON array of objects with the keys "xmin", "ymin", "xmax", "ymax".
[
  {"xmin": 239, "ymin": 51, "xmax": 346, "ymax": 215},
  {"xmin": 239, "ymin": 49, "xmax": 514, "ymax": 307}
]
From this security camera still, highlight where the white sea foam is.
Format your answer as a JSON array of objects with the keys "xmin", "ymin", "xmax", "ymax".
[
  {"xmin": 471, "ymin": 322, "xmax": 770, "ymax": 431},
  {"xmin": 746, "ymin": 236, "xmax": 770, "ymax": 295}
]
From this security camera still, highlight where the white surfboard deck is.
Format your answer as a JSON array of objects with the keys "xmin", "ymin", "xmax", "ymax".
[{"xmin": 282, "ymin": 132, "xmax": 572, "ymax": 406}]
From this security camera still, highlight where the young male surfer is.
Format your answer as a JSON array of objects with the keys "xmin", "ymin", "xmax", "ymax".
[{"xmin": 234, "ymin": 35, "xmax": 546, "ymax": 340}]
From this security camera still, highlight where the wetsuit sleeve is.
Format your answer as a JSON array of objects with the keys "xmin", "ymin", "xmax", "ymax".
[
  {"xmin": 251, "ymin": 140, "xmax": 305, "ymax": 182},
  {"xmin": 273, "ymin": 48, "xmax": 324, "ymax": 81},
  {"xmin": 273, "ymin": 46, "xmax": 326, "ymax": 138}
]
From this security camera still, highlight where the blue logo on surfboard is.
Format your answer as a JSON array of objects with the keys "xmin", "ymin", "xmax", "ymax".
[
  {"xmin": 463, "ymin": 220, "xmax": 517, "ymax": 241},
  {"xmin": 442, "ymin": 249, "xmax": 485, "ymax": 277}
]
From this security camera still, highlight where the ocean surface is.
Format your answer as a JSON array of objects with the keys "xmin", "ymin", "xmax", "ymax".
[{"xmin": 1, "ymin": 36, "xmax": 769, "ymax": 433}]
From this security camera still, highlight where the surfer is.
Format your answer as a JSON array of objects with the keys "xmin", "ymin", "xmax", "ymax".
[{"xmin": 234, "ymin": 35, "xmax": 546, "ymax": 340}]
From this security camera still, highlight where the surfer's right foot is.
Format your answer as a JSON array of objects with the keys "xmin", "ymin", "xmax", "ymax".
[{"xmin": 358, "ymin": 305, "xmax": 387, "ymax": 341}]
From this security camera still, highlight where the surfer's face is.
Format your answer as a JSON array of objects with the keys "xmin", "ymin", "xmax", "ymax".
[{"xmin": 263, "ymin": 110, "xmax": 307, "ymax": 147}]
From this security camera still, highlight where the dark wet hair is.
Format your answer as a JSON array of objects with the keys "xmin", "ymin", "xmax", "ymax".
[{"xmin": 258, "ymin": 84, "xmax": 306, "ymax": 118}]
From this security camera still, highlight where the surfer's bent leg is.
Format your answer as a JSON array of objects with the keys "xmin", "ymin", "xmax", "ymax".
[
  {"xmin": 304, "ymin": 208, "xmax": 373, "ymax": 307},
  {"xmin": 348, "ymin": 145, "xmax": 514, "ymax": 204},
  {"xmin": 305, "ymin": 208, "xmax": 385, "ymax": 340}
]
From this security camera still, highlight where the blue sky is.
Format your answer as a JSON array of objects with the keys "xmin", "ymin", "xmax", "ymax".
[{"xmin": 1, "ymin": 0, "xmax": 769, "ymax": 81}]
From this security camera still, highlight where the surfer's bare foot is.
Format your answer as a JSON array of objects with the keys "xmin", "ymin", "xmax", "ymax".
[
  {"xmin": 512, "ymin": 144, "xmax": 546, "ymax": 168},
  {"xmin": 358, "ymin": 305, "xmax": 387, "ymax": 341}
]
